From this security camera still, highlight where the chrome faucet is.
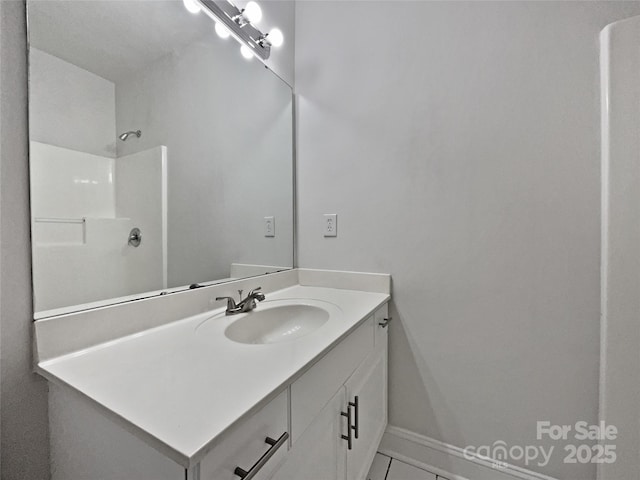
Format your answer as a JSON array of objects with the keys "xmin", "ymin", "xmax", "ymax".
[{"xmin": 216, "ymin": 287, "xmax": 265, "ymax": 315}]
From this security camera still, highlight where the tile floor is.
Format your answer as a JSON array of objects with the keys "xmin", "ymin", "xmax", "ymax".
[{"xmin": 367, "ymin": 453, "xmax": 449, "ymax": 480}]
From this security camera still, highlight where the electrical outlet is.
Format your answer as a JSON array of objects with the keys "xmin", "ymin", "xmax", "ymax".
[
  {"xmin": 264, "ymin": 216, "xmax": 275, "ymax": 237},
  {"xmin": 323, "ymin": 214, "xmax": 337, "ymax": 237}
]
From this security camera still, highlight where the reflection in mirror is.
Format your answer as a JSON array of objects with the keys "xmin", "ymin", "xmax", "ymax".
[{"xmin": 27, "ymin": 0, "xmax": 294, "ymax": 318}]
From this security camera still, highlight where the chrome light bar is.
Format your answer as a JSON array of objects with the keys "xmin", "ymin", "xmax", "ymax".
[{"xmin": 196, "ymin": 0, "xmax": 271, "ymax": 60}]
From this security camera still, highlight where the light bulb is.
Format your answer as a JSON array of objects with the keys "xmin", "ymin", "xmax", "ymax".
[
  {"xmin": 243, "ymin": 1, "xmax": 262, "ymax": 24},
  {"xmin": 182, "ymin": 0, "xmax": 201, "ymax": 14},
  {"xmin": 240, "ymin": 45, "xmax": 254, "ymax": 60},
  {"xmin": 268, "ymin": 28, "xmax": 284, "ymax": 47},
  {"xmin": 215, "ymin": 22, "xmax": 230, "ymax": 39}
]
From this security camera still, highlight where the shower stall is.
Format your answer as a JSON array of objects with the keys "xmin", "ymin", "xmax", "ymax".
[{"xmin": 30, "ymin": 141, "xmax": 168, "ymax": 314}]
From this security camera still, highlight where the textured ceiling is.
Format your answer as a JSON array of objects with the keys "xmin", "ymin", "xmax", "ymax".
[{"xmin": 28, "ymin": 0, "xmax": 213, "ymax": 81}]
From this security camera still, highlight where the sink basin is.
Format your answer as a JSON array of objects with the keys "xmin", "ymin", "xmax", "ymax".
[{"xmin": 222, "ymin": 299, "xmax": 340, "ymax": 345}]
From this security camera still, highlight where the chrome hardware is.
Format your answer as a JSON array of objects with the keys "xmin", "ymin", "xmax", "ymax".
[
  {"xmin": 233, "ymin": 431, "xmax": 289, "ymax": 480},
  {"xmin": 128, "ymin": 227, "xmax": 142, "ymax": 247},
  {"xmin": 378, "ymin": 317, "xmax": 392, "ymax": 328},
  {"xmin": 215, "ymin": 296, "xmax": 238, "ymax": 313},
  {"xmin": 247, "ymin": 287, "xmax": 266, "ymax": 303},
  {"xmin": 341, "ymin": 407, "xmax": 353, "ymax": 450},
  {"xmin": 349, "ymin": 396, "xmax": 359, "ymax": 439},
  {"xmin": 198, "ymin": 0, "xmax": 272, "ymax": 60},
  {"xmin": 216, "ymin": 287, "xmax": 266, "ymax": 315},
  {"xmin": 118, "ymin": 130, "xmax": 141, "ymax": 141}
]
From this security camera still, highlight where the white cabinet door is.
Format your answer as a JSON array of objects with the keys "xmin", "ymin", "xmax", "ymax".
[
  {"xmin": 290, "ymin": 316, "xmax": 374, "ymax": 443},
  {"xmin": 345, "ymin": 346, "xmax": 387, "ymax": 480},
  {"xmin": 272, "ymin": 388, "xmax": 347, "ymax": 480}
]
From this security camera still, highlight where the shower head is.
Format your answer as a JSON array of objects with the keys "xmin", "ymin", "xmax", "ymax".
[{"xmin": 119, "ymin": 130, "xmax": 141, "ymax": 141}]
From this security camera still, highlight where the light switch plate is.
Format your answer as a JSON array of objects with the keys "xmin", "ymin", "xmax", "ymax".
[
  {"xmin": 264, "ymin": 216, "xmax": 275, "ymax": 237},
  {"xmin": 323, "ymin": 214, "xmax": 337, "ymax": 237}
]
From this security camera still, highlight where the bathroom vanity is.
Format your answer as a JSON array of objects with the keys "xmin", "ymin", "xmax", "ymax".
[
  {"xmin": 34, "ymin": 270, "xmax": 390, "ymax": 480},
  {"xmin": 26, "ymin": 3, "xmax": 390, "ymax": 479}
]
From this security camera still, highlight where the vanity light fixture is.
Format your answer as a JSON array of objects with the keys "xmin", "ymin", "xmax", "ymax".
[
  {"xmin": 182, "ymin": 0, "xmax": 201, "ymax": 14},
  {"xmin": 244, "ymin": 2, "xmax": 262, "ymax": 24},
  {"xmin": 215, "ymin": 21, "xmax": 231, "ymax": 39},
  {"xmin": 232, "ymin": 1, "xmax": 262, "ymax": 26},
  {"xmin": 240, "ymin": 44, "xmax": 254, "ymax": 60},
  {"xmin": 190, "ymin": 0, "xmax": 283, "ymax": 60},
  {"xmin": 258, "ymin": 28, "xmax": 284, "ymax": 48}
]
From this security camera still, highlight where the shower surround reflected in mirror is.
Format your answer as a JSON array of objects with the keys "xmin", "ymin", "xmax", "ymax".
[{"xmin": 27, "ymin": 0, "xmax": 294, "ymax": 318}]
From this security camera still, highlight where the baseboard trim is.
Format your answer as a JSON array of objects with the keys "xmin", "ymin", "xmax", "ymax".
[{"xmin": 380, "ymin": 426, "xmax": 560, "ymax": 480}]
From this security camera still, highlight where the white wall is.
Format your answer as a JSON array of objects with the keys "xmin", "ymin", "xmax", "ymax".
[
  {"xmin": 0, "ymin": 1, "xmax": 51, "ymax": 478},
  {"xmin": 295, "ymin": 2, "xmax": 640, "ymax": 479},
  {"xmin": 115, "ymin": 33, "xmax": 293, "ymax": 288},
  {"xmin": 29, "ymin": 48, "xmax": 116, "ymax": 158}
]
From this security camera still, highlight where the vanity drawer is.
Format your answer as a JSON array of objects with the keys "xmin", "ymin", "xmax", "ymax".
[
  {"xmin": 290, "ymin": 315, "xmax": 374, "ymax": 443},
  {"xmin": 199, "ymin": 390, "xmax": 288, "ymax": 480}
]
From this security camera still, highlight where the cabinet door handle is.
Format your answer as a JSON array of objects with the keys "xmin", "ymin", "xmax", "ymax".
[
  {"xmin": 378, "ymin": 317, "xmax": 392, "ymax": 328},
  {"xmin": 341, "ymin": 407, "xmax": 353, "ymax": 450},
  {"xmin": 349, "ymin": 396, "xmax": 359, "ymax": 439},
  {"xmin": 233, "ymin": 431, "xmax": 289, "ymax": 480}
]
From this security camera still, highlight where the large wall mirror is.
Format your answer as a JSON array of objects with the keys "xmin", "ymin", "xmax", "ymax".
[{"xmin": 27, "ymin": 0, "xmax": 294, "ymax": 318}]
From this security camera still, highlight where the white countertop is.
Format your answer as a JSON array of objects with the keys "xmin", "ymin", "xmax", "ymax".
[{"xmin": 37, "ymin": 285, "xmax": 389, "ymax": 467}]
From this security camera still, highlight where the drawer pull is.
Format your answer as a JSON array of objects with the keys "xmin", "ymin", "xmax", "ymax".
[
  {"xmin": 233, "ymin": 431, "xmax": 289, "ymax": 480},
  {"xmin": 341, "ymin": 408, "xmax": 353, "ymax": 450},
  {"xmin": 378, "ymin": 317, "xmax": 392, "ymax": 328},
  {"xmin": 349, "ymin": 396, "xmax": 359, "ymax": 439}
]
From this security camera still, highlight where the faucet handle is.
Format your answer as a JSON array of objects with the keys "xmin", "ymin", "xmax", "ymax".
[
  {"xmin": 249, "ymin": 287, "xmax": 265, "ymax": 302},
  {"xmin": 215, "ymin": 296, "xmax": 237, "ymax": 310}
]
